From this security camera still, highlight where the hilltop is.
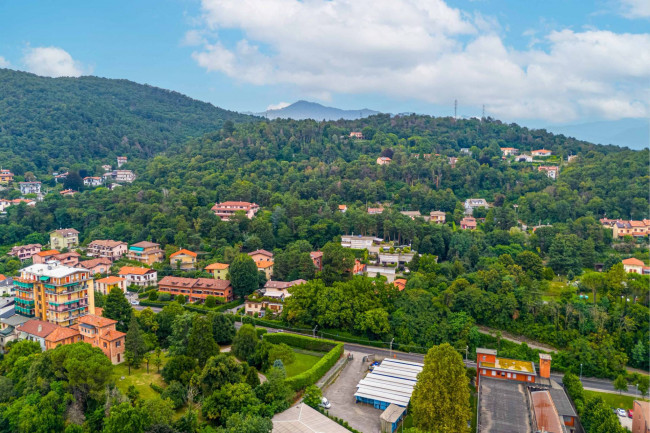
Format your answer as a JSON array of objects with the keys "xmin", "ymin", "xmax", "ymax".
[
  {"xmin": 0, "ymin": 69, "xmax": 255, "ymax": 172},
  {"xmin": 259, "ymin": 100, "xmax": 380, "ymax": 120}
]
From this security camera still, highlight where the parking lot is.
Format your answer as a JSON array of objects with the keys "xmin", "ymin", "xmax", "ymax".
[
  {"xmin": 322, "ymin": 350, "xmax": 385, "ymax": 433},
  {"xmin": 618, "ymin": 412, "xmax": 632, "ymax": 430}
]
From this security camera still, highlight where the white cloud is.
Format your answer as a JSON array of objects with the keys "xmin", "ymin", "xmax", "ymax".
[
  {"xmin": 182, "ymin": 29, "xmax": 206, "ymax": 46},
  {"xmin": 0, "ymin": 56, "xmax": 10, "ymax": 68},
  {"xmin": 23, "ymin": 46, "xmax": 84, "ymax": 77},
  {"xmin": 620, "ymin": 0, "xmax": 650, "ymax": 18},
  {"xmin": 266, "ymin": 102, "xmax": 291, "ymax": 111},
  {"xmin": 190, "ymin": 0, "xmax": 650, "ymax": 122}
]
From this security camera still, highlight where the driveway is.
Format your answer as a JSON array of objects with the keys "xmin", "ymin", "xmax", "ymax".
[{"xmin": 323, "ymin": 351, "xmax": 384, "ymax": 433}]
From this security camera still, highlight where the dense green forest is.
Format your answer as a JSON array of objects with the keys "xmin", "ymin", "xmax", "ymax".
[{"xmin": 0, "ymin": 69, "xmax": 254, "ymax": 172}]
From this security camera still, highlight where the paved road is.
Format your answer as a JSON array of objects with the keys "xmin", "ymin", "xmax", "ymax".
[{"xmin": 234, "ymin": 321, "xmax": 641, "ymax": 396}]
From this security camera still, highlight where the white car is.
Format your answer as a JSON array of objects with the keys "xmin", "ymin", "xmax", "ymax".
[
  {"xmin": 130, "ymin": 299, "xmax": 140, "ymax": 306},
  {"xmin": 617, "ymin": 408, "xmax": 626, "ymax": 417},
  {"xmin": 319, "ymin": 397, "xmax": 331, "ymax": 409}
]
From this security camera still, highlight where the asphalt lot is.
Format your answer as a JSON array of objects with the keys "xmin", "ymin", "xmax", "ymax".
[{"xmin": 323, "ymin": 350, "xmax": 384, "ymax": 433}]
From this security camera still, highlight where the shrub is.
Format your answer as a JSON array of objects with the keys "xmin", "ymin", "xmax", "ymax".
[
  {"xmin": 264, "ymin": 333, "xmax": 337, "ymax": 352},
  {"xmin": 158, "ymin": 292, "xmax": 172, "ymax": 302},
  {"xmin": 149, "ymin": 383, "xmax": 164, "ymax": 394},
  {"xmin": 255, "ymin": 328, "xmax": 268, "ymax": 339}
]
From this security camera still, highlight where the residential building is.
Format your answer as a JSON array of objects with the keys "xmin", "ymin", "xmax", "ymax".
[
  {"xmin": 7, "ymin": 244, "xmax": 42, "ymax": 261},
  {"xmin": 45, "ymin": 326, "xmax": 82, "ymax": 350},
  {"xmin": 78, "ymin": 258, "xmax": 112, "ymax": 275},
  {"xmin": 10, "ymin": 198, "xmax": 35, "ymax": 207},
  {"xmin": 50, "ymin": 228, "xmax": 79, "ymax": 250},
  {"xmin": 567, "ymin": 155, "xmax": 578, "ymax": 163},
  {"xmin": 83, "ymin": 176, "xmax": 103, "ymax": 187},
  {"xmin": 429, "ymin": 211, "xmax": 446, "ymax": 224},
  {"xmin": 349, "ymin": 131, "xmax": 363, "ymax": 139},
  {"xmin": 257, "ymin": 259, "xmax": 274, "ymax": 279},
  {"xmin": 14, "ymin": 263, "xmax": 95, "ymax": 326},
  {"xmin": 19, "ymin": 181, "xmax": 41, "ymax": 195},
  {"xmin": 104, "ymin": 169, "xmax": 136, "ymax": 183},
  {"xmin": 205, "ymin": 263, "xmax": 229, "ymax": 280},
  {"xmin": 393, "ymin": 278, "xmax": 407, "ymax": 291},
  {"xmin": 95, "ymin": 276, "xmax": 127, "ymax": 295},
  {"xmin": 464, "ymin": 198, "xmax": 489, "ymax": 215},
  {"xmin": 338, "ymin": 204, "xmax": 347, "ymax": 213},
  {"xmin": 366, "ymin": 264, "xmax": 397, "ymax": 282},
  {"xmin": 378, "ymin": 251, "xmax": 415, "ymax": 267},
  {"xmin": 538, "ymin": 165, "xmax": 559, "ymax": 179},
  {"xmin": 400, "ymin": 211, "xmax": 422, "ymax": 220},
  {"xmin": 158, "ymin": 276, "xmax": 233, "ymax": 302},
  {"xmin": 460, "ymin": 217, "xmax": 477, "ymax": 230},
  {"xmin": 169, "ymin": 249, "xmax": 198, "ymax": 270},
  {"xmin": 245, "ymin": 279, "xmax": 306, "ymax": 316},
  {"xmin": 515, "ymin": 154, "xmax": 533, "ymax": 162},
  {"xmin": 377, "ymin": 156, "xmax": 391, "ymax": 165},
  {"xmin": 32, "ymin": 250, "xmax": 61, "ymax": 264},
  {"xmin": 117, "ymin": 156, "xmax": 127, "ymax": 167},
  {"xmin": 15, "ymin": 319, "xmax": 60, "ymax": 351},
  {"xmin": 53, "ymin": 172, "xmax": 68, "ymax": 182},
  {"xmin": 51, "ymin": 252, "xmax": 81, "ymax": 267},
  {"xmin": 78, "ymin": 314, "xmax": 126, "ymax": 364},
  {"xmin": 310, "ymin": 251, "xmax": 323, "ymax": 271},
  {"xmin": 0, "ymin": 199, "xmax": 10, "ymax": 212},
  {"xmin": 0, "ymin": 314, "xmax": 30, "ymax": 352},
  {"xmin": 368, "ymin": 206, "xmax": 384, "ymax": 214},
  {"xmin": 460, "ymin": 148, "xmax": 471, "ymax": 155},
  {"xmin": 0, "ymin": 169, "xmax": 14, "ymax": 184},
  {"xmin": 118, "ymin": 266, "xmax": 158, "ymax": 288},
  {"xmin": 248, "ymin": 249, "xmax": 274, "ymax": 264},
  {"xmin": 612, "ymin": 220, "xmax": 650, "ymax": 239},
  {"xmin": 531, "ymin": 149, "xmax": 552, "ymax": 156},
  {"xmin": 448, "ymin": 156, "xmax": 458, "ymax": 168},
  {"xmin": 86, "ymin": 240, "xmax": 128, "ymax": 260},
  {"xmin": 60, "ymin": 189, "xmax": 77, "ymax": 197},
  {"xmin": 622, "ymin": 258, "xmax": 650, "ymax": 275},
  {"xmin": 211, "ymin": 201, "xmax": 260, "ymax": 221},
  {"xmin": 500, "ymin": 147, "xmax": 519, "ymax": 156},
  {"xmin": 632, "ymin": 400, "xmax": 649, "ymax": 433},
  {"xmin": 341, "ymin": 235, "xmax": 382, "ymax": 250},
  {"xmin": 102, "ymin": 165, "xmax": 112, "ymax": 171},
  {"xmin": 0, "ymin": 275, "xmax": 14, "ymax": 296},
  {"xmin": 126, "ymin": 241, "xmax": 164, "ymax": 265}
]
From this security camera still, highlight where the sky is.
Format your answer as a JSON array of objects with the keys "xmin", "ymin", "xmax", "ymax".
[{"xmin": 0, "ymin": 0, "xmax": 648, "ymax": 126}]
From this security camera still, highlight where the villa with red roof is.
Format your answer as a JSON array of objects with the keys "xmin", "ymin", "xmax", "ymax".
[
  {"xmin": 169, "ymin": 249, "xmax": 197, "ymax": 270},
  {"xmin": 95, "ymin": 276, "xmax": 127, "ymax": 295},
  {"xmin": 205, "ymin": 262, "xmax": 229, "ymax": 280},
  {"xmin": 531, "ymin": 149, "xmax": 552, "ymax": 156},
  {"xmin": 211, "ymin": 201, "xmax": 260, "ymax": 221},
  {"xmin": 622, "ymin": 258, "xmax": 650, "ymax": 275},
  {"xmin": 118, "ymin": 266, "xmax": 158, "ymax": 288},
  {"xmin": 78, "ymin": 314, "xmax": 126, "ymax": 364}
]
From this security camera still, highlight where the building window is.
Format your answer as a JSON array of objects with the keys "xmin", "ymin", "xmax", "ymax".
[
  {"xmin": 103, "ymin": 342, "xmax": 107, "ymax": 348},
  {"xmin": 527, "ymin": 376, "xmax": 532, "ymax": 381},
  {"xmin": 116, "ymin": 341, "xmax": 121, "ymax": 347},
  {"xmin": 491, "ymin": 371, "xmax": 496, "ymax": 376}
]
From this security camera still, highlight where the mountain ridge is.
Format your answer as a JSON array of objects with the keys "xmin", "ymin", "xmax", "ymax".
[{"xmin": 258, "ymin": 100, "xmax": 381, "ymax": 120}]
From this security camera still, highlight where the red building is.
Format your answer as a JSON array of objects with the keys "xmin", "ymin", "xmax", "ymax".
[
  {"xmin": 310, "ymin": 251, "xmax": 323, "ymax": 271},
  {"xmin": 158, "ymin": 276, "xmax": 233, "ymax": 302},
  {"xmin": 211, "ymin": 201, "xmax": 260, "ymax": 221}
]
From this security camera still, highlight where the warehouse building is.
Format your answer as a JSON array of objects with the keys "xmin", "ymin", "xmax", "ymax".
[{"xmin": 354, "ymin": 359, "xmax": 423, "ymax": 410}]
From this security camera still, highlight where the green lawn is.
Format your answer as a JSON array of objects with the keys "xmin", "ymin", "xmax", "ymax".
[
  {"xmin": 283, "ymin": 350, "xmax": 323, "ymax": 378},
  {"xmin": 584, "ymin": 390, "xmax": 648, "ymax": 410},
  {"xmin": 113, "ymin": 352, "xmax": 169, "ymax": 401}
]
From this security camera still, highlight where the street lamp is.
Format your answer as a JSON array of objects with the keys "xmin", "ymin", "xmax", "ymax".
[
  {"xmin": 389, "ymin": 338, "xmax": 395, "ymax": 358},
  {"xmin": 580, "ymin": 363, "xmax": 583, "ymax": 381}
]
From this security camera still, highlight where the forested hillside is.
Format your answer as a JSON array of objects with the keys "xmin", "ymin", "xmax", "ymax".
[{"xmin": 0, "ymin": 69, "xmax": 254, "ymax": 173}]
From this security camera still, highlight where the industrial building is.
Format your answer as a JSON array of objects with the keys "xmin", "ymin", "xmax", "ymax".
[{"xmin": 354, "ymin": 359, "xmax": 423, "ymax": 410}]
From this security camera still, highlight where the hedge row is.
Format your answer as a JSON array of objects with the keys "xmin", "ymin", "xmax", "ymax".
[
  {"xmin": 240, "ymin": 316, "xmax": 287, "ymax": 330},
  {"xmin": 214, "ymin": 298, "xmax": 244, "ymax": 312},
  {"xmin": 138, "ymin": 300, "xmax": 171, "ymax": 308},
  {"xmin": 138, "ymin": 289, "xmax": 158, "ymax": 299},
  {"xmin": 264, "ymin": 333, "xmax": 337, "ymax": 353}
]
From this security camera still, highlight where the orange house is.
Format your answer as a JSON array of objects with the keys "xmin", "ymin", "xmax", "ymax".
[
  {"xmin": 169, "ymin": 249, "xmax": 197, "ymax": 270},
  {"xmin": 77, "ymin": 314, "xmax": 125, "ymax": 364},
  {"xmin": 44, "ymin": 326, "xmax": 82, "ymax": 350},
  {"xmin": 477, "ymin": 348, "xmax": 551, "ymax": 385},
  {"xmin": 205, "ymin": 262, "xmax": 229, "ymax": 280}
]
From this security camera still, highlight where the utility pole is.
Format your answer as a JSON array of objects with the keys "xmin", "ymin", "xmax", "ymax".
[
  {"xmin": 313, "ymin": 325, "xmax": 318, "ymax": 338},
  {"xmin": 390, "ymin": 338, "xmax": 395, "ymax": 358},
  {"xmin": 454, "ymin": 99, "xmax": 458, "ymax": 120},
  {"xmin": 465, "ymin": 345, "xmax": 469, "ymax": 361},
  {"xmin": 482, "ymin": 104, "xmax": 485, "ymax": 120}
]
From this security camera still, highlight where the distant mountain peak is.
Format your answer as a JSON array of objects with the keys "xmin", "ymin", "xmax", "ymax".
[{"xmin": 257, "ymin": 100, "xmax": 380, "ymax": 121}]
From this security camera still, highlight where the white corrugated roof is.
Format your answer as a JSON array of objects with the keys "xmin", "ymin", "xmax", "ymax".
[
  {"xmin": 354, "ymin": 358, "xmax": 424, "ymax": 408},
  {"xmin": 21, "ymin": 263, "xmax": 88, "ymax": 279}
]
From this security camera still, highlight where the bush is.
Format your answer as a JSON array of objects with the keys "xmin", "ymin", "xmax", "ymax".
[
  {"xmin": 264, "ymin": 333, "xmax": 337, "ymax": 352},
  {"xmin": 149, "ymin": 383, "xmax": 164, "ymax": 394},
  {"xmin": 255, "ymin": 328, "xmax": 268, "ymax": 339},
  {"xmin": 158, "ymin": 292, "xmax": 172, "ymax": 302},
  {"xmin": 268, "ymin": 343, "xmax": 296, "ymax": 365},
  {"xmin": 148, "ymin": 291, "xmax": 158, "ymax": 301}
]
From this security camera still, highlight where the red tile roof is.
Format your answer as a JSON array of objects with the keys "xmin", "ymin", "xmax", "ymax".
[
  {"xmin": 622, "ymin": 258, "xmax": 645, "ymax": 266},
  {"xmin": 78, "ymin": 258, "xmax": 112, "ymax": 269},
  {"xmin": 170, "ymin": 249, "xmax": 197, "ymax": 258},
  {"xmin": 17, "ymin": 319, "xmax": 60, "ymax": 338},
  {"xmin": 205, "ymin": 262, "xmax": 229, "ymax": 270},
  {"xmin": 96, "ymin": 276, "xmax": 125, "ymax": 284},
  {"xmin": 119, "ymin": 266, "xmax": 154, "ymax": 275},
  {"xmin": 101, "ymin": 329, "xmax": 126, "ymax": 341},
  {"xmin": 248, "ymin": 249, "xmax": 274, "ymax": 258},
  {"xmin": 256, "ymin": 259, "xmax": 274, "ymax": 269},
  {"xmin": 45, "ymin": 326, "xmax": 81, "ymax": 342},
  {"xmin": 36, "ymin": 250, "xmax": 60, "ymax": 257},
  {"xmin": 78, "ymin": 314, "xmax": 117, "ymax": 328}
]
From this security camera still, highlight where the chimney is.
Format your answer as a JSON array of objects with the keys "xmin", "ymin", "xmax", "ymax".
[
  {"xmin": 539, "ymin": 353, "xmax": 552, "ymax": 379},
  {"xmin": 38, "ymin": 324, "xmax": 42, "ymax": 333}
]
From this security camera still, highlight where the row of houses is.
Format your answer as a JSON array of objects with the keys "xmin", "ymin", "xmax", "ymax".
[{"xmin": 600, "ymin": 218, "xmax": 650, "ymax": 239}]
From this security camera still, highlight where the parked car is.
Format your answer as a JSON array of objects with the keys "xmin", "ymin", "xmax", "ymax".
[
  {"xmin": 628, "ymin": 409, "xmax": 634, "ymax": 418},
  {"xmin": 130, "ymin": 299, "xmax": 140, "ymax": 306},
  {"xmin": 617, "ymin": 408, "xmax": 626, "ymax": 417},
  {"xmin": 319, "ymin": 397, "xmax": 331, "ymax": 409},
  {"xmin": 369, "ymin": 361, "xmax": 380, "ymax": 371}
]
